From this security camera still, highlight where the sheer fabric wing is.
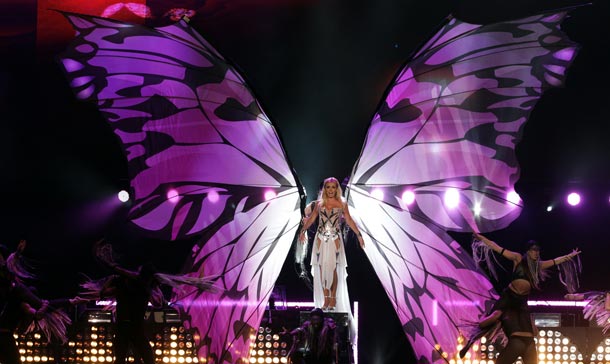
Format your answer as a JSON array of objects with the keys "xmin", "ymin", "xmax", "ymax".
[
  {"xmin": 59, "ymin": 13, "xmax": 301, "ymax": 363},
  {"xmin": 347, "ymin": 11, "xmax": 579, "ymax": 362}
]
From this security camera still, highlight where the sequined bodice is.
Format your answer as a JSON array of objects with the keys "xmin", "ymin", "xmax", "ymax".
[{"xmin": 317, "ymin": 206, "xmax": 342, "ymax": 236}]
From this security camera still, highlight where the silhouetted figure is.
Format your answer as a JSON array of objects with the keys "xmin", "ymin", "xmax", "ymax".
[
  {"xmin": 0, "ymin": 263, "xmax": 48, "ymax": 364},
  {"xmin": 286, "ymin": 308, "xmax": 338, "ymax": 364},
  {"xmin": 461, "ymin": 234, "xmax": 581, "ymax": 364},
  {"xmin": 100, "ymin": 261, "xmax": 159, "ymax": 364},
  {"xmin": 90, "ymin": 240, "xmax": 219, "ymax": 364}
]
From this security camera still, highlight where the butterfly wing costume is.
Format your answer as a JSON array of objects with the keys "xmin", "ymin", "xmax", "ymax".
[{"xmin": 59, "ymin": 7, "xmax": 580, "ymax": 363}]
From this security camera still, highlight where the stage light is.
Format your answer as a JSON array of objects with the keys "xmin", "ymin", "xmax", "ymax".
[
  {"xmin": 250, "ymin": 326, "xmax": 289, "ymax": 363},
  {"xmin": 478, "ymin": 329, "xmax": 581, "ymax": 364},
  {"xmin": 57, "ymin": 314, "xmax": 199, "ymax": 364},
  {"xmin": 207, "ymin": 190, "xmax": 220, "ymax": 203},
  {"xmin": 566, "ymin": 192, "xmax": 581, "ymax": 206},
  {"xmin": 117, "ymin": 190, "xmax": 130, "ymax": 202},
  {"xmin": 547, "ymin": 205, "xmax": 554, "ymax": 212},
  {"xmin": 444, "ymin": 188, "xmax": 460, "ymax": 208},
  {"xmin": 401, "ymin": 190, "xmax": 415, "ymax": 205},
  {"xmin": 371, "ymin": 188, "xmax": 384, "ymax": 201},
  {"xmin": 167, "ymin": 189, "xmax": 180, "ymax": 203},
  {"xmin": 473, "ymin": 204, "xmax": 482, "ymax": 216},
  {"xmin": 264, "ymin": 190, "xmax": 277, "ymax": 201},
  {"xmin": 507, "ymin": 190, "xmax": 520, "ymax": 205}
]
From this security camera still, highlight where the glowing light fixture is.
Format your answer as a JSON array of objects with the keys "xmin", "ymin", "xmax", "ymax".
[
  {"xmin": 117, "ymin": 190, "xmax": 130, "ymax": 202},
  {"xmin": 401, "ymin": 190, "xmax": 416, "ymax": 205},
  {"xmin": 507, "ymin": 190, "xmax": 520, "ymax": 205},
  {"xmin": 444, "ymin": 188, "xmax": 460, "ymax": 208},
  {"xmin": 264, "ymin": 190, "xmax": 277, "ymax": 201},
  {"xmin": 207, "ymin": 190, "xmax": 220, "ymax": 203},
  {"xmin": 167, "ymin": 189, "xmax": 180, "ymax": 203},
  {"xmin": 371, "ymin": 189, "xmax": 384, "ymax": 201},
  {"xmin": 566, "ymin": 192, "xmax": 581, "ymax": 206}
]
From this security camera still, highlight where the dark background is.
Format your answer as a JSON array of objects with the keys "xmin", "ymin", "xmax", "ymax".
[{"xmin": 1, "ymin": 0, "xmax": 609, "ymax": 362}]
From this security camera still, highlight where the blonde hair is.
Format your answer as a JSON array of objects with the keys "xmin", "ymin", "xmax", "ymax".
[{"xmin": 317, "ymin": 177, "xmax": 343, "ymax": 208}]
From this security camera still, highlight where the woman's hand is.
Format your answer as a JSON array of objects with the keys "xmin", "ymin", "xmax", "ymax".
[
  {"xmin": 568, "ymin": 248, "xmax": 581, "ymax": 259},
  {"xmin": 34, "ymin": 300, "xmax": 49, "ymax": 320},
  {"xmin": 472, "ymin": 232, "xmax": 485, "ymax": 242},
  {"xmin": 298, "ymin": 230, "xmax": 307, "ymax": 243},
  {"xmin": 564, "ymin": 293, "xmax": 584, "ymax": 300}
]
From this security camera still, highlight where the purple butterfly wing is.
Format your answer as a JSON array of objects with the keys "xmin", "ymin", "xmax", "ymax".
[
  {"xmin": 59, "ymin": 13, "xmax": 302, "ymax": 363},
  {"xmin": 347, "ymin": 10, "xmax": 579, "ymax": 362}
]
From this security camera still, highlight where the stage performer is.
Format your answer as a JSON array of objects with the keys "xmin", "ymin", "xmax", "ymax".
[
  {"xmin": 284, "ymin": 308, "xmax": 338, "ymax": 364},
  {"xmin": 299, "ymin": 177, "xmax": 364, "ymax": 312},
  {"xmin": 566, "ymin": 291, "xmax": 610, "ymax": 332},
  {"xmin": 461, "ymin": 233, "xmax": 581, "ymax": 364},
  {"xmin": 0, "ymin": 262, "xmax": 76, "ymax": 364},
  {"xmin": 88, "ymin": 240, "xmax": 219, "ymax": 364},
  {"xmin": 0, "ymin": 239, "xmax": 35, "ymax": 282},
  {"xmin": 100, "ymin": 261, "xmax": 159, "ymax": 364}
]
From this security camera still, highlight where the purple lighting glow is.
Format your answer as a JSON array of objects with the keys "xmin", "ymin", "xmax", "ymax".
[
  {"xmin": 264, "ymin": 190, "xmax": 277, "ymax": 201},
  {"xmin": 207, "ymin": 190, "xmax": 220, "ymax": 203},
  {"xmin": 432, "ymin": 300, "xmax": 438, "ymax": 326},
  {"xmin": 166, "ymin": 189, "xmax": 180, "ymax": 203},
  {"xmin": 371, "ymin": 189, "xmax": 384, "ymax": 201},
  {"xmin": 507, "ymin": 190, "xmax": 521, "ymax": 206},
  {"xmin": 401, "ymin": 190, "xmax": 415, "ymax": 205},
  {"xmin": 473, "ymin": 204, "xmax": 482, "ymax": 216},
  {"xmin": 554, "ymin": 47, "xmax": 576, "ymax": 61},
  {"xmin": 444, "ymin": 188, "xmax": 460, "ymax": 208},
  {"xmin": 567, "ymin": 192, "xmax": 581, "ymax": 206},
  {"xmin": 527, "ymin": 300, "xmax": 587, "ymax": 307}
]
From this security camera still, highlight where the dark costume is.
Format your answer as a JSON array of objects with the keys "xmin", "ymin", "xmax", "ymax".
[
  {"xmin": 0, "ymin": 269, "xmax": 44, "ymax": 364},
  {"xmin": 90, "ymin": 241, "xmax": 218, "ymax": 364},
  {"xmin": 492, "ymin": 286, "xmax": 537, "ymax": 364},
  {"xmin": 288, "ymin": 310, "xmax": 337, "ymax": 364},
  {"xmin": 104, "ymin": 272, "xmax": 157, "ymax": 364},
  {"xmin": 461, "ymin": 257, "xmax": 540, "ymax": 363}
]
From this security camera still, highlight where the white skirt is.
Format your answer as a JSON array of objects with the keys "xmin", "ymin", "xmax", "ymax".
[{"xmin": 310, "ymin": 229, "xmax": 350, "ymax": 315}]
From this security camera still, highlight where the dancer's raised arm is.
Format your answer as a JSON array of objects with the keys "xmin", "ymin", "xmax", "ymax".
[
  {"xmin": 540, "ymin": 248, "xmax": 581, "ymax": 269},
  {"xmin": 473, "ymin": 232, "xmax": 521, "ymax": 262}
]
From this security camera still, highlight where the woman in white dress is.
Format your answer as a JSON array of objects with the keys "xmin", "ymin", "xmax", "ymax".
[{"xmin": 299, "ymin": 177, "xmax": 365, "ymax": 311}]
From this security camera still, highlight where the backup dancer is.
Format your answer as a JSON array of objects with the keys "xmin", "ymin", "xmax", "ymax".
[
  {"xmin": 566, "ymin": 292, "xmax": 610, "ymax": 332},
  {"xmin": 0, "ymin": 239, "xmax": 36, "ymax": 282},
  {"xmin": 461, "ymin": 233, "xmax": 581, "ymax": 364},
  {"xmin": 85, "ymin": 240, "xmax": 220, "ymax": 364},
  {"xmin": 284, "ymin": 308, "xmax": 338, "ymax": 364},
  {"xmin": 0, "ymin": 263, "xmax": 76, "ymax": 364}
]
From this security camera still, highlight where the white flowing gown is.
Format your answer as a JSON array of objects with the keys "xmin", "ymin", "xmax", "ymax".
[{"xmin": 310, "ymin": 205, "xmax": 351, "ymax": 314}]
